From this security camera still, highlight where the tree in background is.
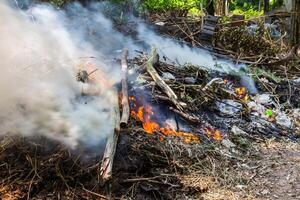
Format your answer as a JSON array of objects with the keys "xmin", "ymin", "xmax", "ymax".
[
  {"xmin": 215, "ymin": 0, "xmax": 228, "ymax": 16},
  {"xmin": 291, "ymin": 0, "xmax": 300, "ymax": 45},
  {"xmin": 206, "ymin": 0, "xmax": 215, "ymax": 15},
  {"xmin": 263, "ymin": 0, "xmax": 269, "ymax": 13}
]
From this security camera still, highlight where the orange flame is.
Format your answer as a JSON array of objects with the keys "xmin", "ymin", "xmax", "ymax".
[
  {"xmin": 235, "ymin": 87, "xmax": 249, "ymax": 102},
  {"xmin": 130, "ymin": 98, "xmax": 200, "ymax": 143},
  {"xmin": 204, "ymin": 128, "xmax": 222, "ymax": 141}
]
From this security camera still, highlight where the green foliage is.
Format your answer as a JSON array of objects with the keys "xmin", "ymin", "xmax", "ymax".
[
  {"xmin": 265, "ymin": 109, "xmax": 273, "ymax": 117},
  {"xmin": 49, "ymin": 0, "xmax": 68, "ymax": 7},
  {"xmin": 142, "ymin": 0, "xmax": 205, "ymax": 14},
  {"xmin": 232, "ymin": 7, "xmax": 263, "ymax": 19},
  {"xmin": 143, "ymin": 0, "xmax": 196, "ymax": 10},
  {"xmin": 250, "ymin": 67, "xmax": 283, "ymax": 83},
  {"xmin": 229, "ymin": 0, "xmax": 263, "ymax": 19}
]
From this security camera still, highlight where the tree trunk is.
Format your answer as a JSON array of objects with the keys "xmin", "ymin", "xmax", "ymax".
[
  {"xmin": 277, "ymin": 0, "xmax": 284, "ymax": 6},
  {"xmin": 264, "ymin": 0, "xmax": 270, "ymax": 13},
  {"xmin": 215, "ymin": 0, "xmax": 227, "ymax": 16},
  {"xmin": 291, "ymin": 0, "xmax": 300, "ymax": 45},
  {"xmin": 224, "ymin": 0, "xmax": 228, "ymax": 15},
  {"xmin": 206, "ymin": 0, "xmax": 215, "ymax": 16}
]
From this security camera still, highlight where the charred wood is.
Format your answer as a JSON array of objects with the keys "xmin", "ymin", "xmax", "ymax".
[{"xmin": 99, "ymin": 89, "xmax": 120, "ymax": 184}]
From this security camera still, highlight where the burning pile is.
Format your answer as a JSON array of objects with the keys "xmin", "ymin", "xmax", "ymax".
[
  {"xmin": 0, "ymin": 1, "xmax": 299, "ymax": 199},
  {"xmin": 130, "ymin": 96, "xmax": 200, "ymax": 143}
]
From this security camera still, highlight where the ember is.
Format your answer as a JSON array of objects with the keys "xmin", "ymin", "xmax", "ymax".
[{"xmin": 204, "ymin": 127, "xmax": 223, "ymax": 141}]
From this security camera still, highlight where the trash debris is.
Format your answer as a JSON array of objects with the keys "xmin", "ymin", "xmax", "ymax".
[
  {"xmin": 162, "ymin": 72, "xmax": 176, "ymax": 80},
  {"xmin": 253, "ymin": 94, "xmax": 273, "ymax": 106},
  {"xmin": 216, "ymin": 100, "xmax": 242, "ymax": 116},
  {"xmin": 275, "ymin": 112, "xmax": 293, "ymax": 129}
]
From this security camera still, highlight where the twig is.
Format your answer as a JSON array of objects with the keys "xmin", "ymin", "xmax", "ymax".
[
  {"xmin": 169, "ymin": 107, "xmax": 201, "ymax": 123},
  {"xmin": 81, "ymin": 184, "xmax": 108, "ymax": 199}
]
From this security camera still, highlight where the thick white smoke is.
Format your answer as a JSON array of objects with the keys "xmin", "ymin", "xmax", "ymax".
[
  {"xmin": 0, "ymin": 1, "xmax": 121, "ymax": 148},
  {"xmin": 137, "ymin": 25, "xmax": 257, "ymax": 93},
  {"xmin": 0, "ymin": 0, "xmax": 257, "ymax": 148}
]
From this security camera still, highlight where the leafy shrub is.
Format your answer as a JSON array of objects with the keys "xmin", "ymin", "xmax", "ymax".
[
  {"xmin": 49, "ymin": 0, "xmax": 67, "ymax": 7},
  {"xmin": 232, "ymin": 7, "xmax": 263, "ymax": 19}
]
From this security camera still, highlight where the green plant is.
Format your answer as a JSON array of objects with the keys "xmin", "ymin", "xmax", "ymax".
[
  {"xmin": 142, "ymin": 0, "xmax": 203, "ymax": 12},
  {"xmin": 50, "ymin": 0, "xmax": 68, "ymax": 7},
  {"xmin": 232, "ymin": 7, "xmax": 263, "ymax": 19}
]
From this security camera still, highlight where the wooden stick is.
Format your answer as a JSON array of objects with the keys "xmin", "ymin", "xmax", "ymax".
[
  {"xmin": 120, "ymin": 49, "xmax": 130, "ymax": 128},
  {"xmin": 146, "ymin": 47, "xmax": 183, "ymax": 110},
  {"xmin": 169, "ymin": 107, "xmax": 201, "ymax": 123},
  {"xmin": 99, "ymin": 88, "xmax": 120, "ymax": 184},
  {"xmin": 153, "ymin": 94, "xmax": 187, "ymax": 107}
]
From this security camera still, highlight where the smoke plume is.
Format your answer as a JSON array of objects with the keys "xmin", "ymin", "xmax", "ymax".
[
  {"xmin": 0, "ymin": 1, "xmax": 256, "ymax": 148},
  {"xmin": 0, "ymin": 1, "xmax": 124, "ymax": 148}
]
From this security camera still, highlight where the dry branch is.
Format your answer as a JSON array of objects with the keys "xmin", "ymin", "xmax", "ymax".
[
  {"xmin": 146, "ymin": 47, "xmax": 183, "ymax": 110},
  {"xmin": 120, "ymin": 49, "xmax": 130, "ymax": 128},
  {"xmin": 169, "ymin": 107, "xmax": 201, "ymax": 123},
  {"xmin": 99, "ymin": 89, "xmax": 120, "ymax": 184}
]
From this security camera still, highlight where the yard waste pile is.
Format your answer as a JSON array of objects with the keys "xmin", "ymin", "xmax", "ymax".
[
  {"xmin": 1, "ymin": 45, "xmax": 299, "ymax": 199},
  {"xmin": 0, "ymin": 1, "xmax": 300, "ymax": 199}
]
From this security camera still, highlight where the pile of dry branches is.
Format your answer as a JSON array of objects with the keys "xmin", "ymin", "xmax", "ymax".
[
  {"xmin": 214, "ymin": 24, "xmax": 282, "ymax": 58},
  {"xmin": 0, "ymin": 46, "xmax": 299, "ymax": 199}
]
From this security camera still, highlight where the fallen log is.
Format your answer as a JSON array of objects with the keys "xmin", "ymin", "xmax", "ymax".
[
  {"xmin": 146, "ymin": 47, "xmax": 183, "ymax": 110},
  {"xmin": 99, "ymin": 88, "xmax": 120, "ymax": 184},
  {"xmin": 120, "ymin": 49, "xmax": 130, "ymax": 128}
]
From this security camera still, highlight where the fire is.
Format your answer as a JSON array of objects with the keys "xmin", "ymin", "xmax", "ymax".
[
  {"xmin": 204, "ymin": 127, "xmax": 222, "ymax": 141},
  {"xmin": 130, "ymin": 97, "xmax": 200, "ymax": 143},
  {"xmin": 235, "ymin": 87, "xmax": 249, "ymax": 102}
]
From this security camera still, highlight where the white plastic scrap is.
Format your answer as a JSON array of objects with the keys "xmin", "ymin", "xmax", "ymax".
[
  {"xmin": 253, "ymin": 94, "xmax": 272, "ymax": 105},
  {"xmin": 275, "ymin": 112, "xmax": 293, "ymax": 129},
  {"xmin": 184, "ymin": 77, "xmax": 196, "ymax": 84},
  {"xmin": 247, "ymin": 101, "xmax": 267, "ymax": 118},
  {"xmin": 155, "ymin": 22, "xmax": 165, "ymax": 26},
  {"xmin": 292, "ymin": 77, "xmax": 300, "ymax": 85},
  {"xmin": 162, "ymin": 72, "xmax": 176, "ymax": 80},
  {"xmin": 216, "ymin": 100, "xmax": 242, "ymax": 116}
]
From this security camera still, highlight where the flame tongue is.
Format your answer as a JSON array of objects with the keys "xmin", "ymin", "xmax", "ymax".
[
  {"xmin": 130, "ymin": 97, "xmax": 200, "ymax": 143},
  {"xmin": 235, "ymin": 87, "xmax": 249, "ymax": 101}
]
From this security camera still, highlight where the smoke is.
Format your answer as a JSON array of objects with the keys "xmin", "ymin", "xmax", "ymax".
[
  {"xmin": 0, "ymin": 0, "xmax": 257, "ymax": 148},
  {"xmin": 137, "ymin": 24, "xmax": 236, "ymax": 71},
  {"xmin": 0, "ymin": 1, "xmax": 126, "ymax": 148},
  {"xmin": 137, "ymin": 24, "xmax": 258, "ymax": 92}
]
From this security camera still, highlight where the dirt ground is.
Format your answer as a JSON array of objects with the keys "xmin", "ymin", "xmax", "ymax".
[
  {"xmin": 184, "ymin": 140, "xmax": 300, "ymax": 200},
  {"xmin": 249, "ymin": 140, "xmax": 300, "ymax": 200}
]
